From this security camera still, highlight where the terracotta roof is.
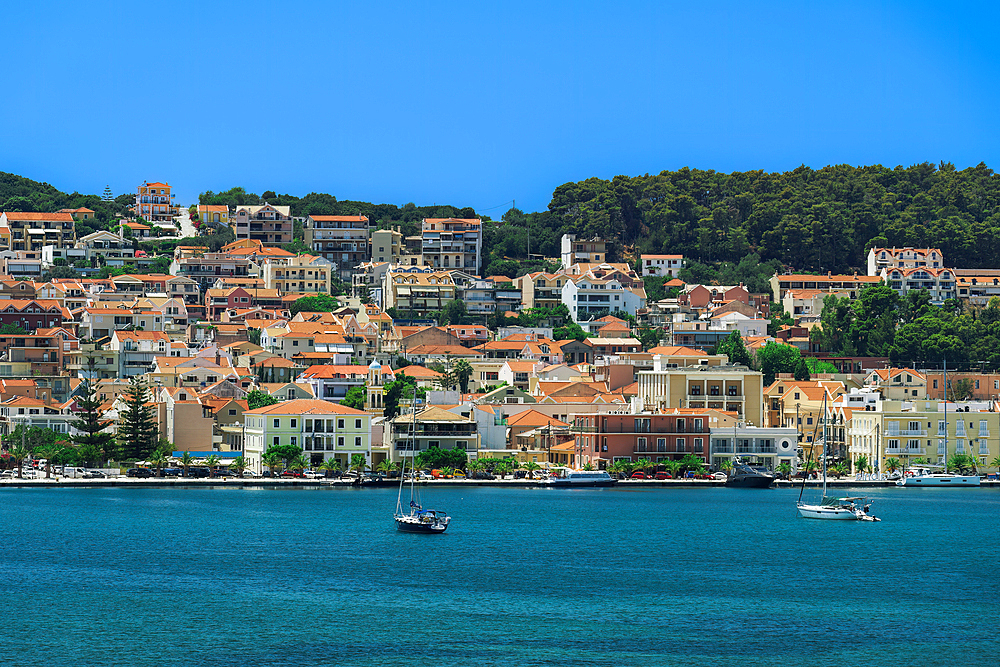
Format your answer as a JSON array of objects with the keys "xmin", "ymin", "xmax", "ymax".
[
  {"xmin": 2, "ymin": 212, "xmax": 74, "ymax": 222},
  {"xmin": 507, "ymin": 409, "xmax": 569, "ymax": 428},
  {"xmin": 244, "ymin": 399, "xmax": 368, "ymax": 416},
  {"xmin": 395, "ymin": 365, "xmax": 444, "ymax": 378}
]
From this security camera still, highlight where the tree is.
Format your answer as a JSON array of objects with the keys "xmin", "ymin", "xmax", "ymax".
[
  {"xmin": 441, "ymin": 299, "xmax": 467, "ymax": 326},
  {"xmin": 290, "ymin": 454, "xmax": 310, "ymax": 473},
  {"xmin": 522, "ymin": 460, "xmax": 542, "ymax": 479},
  {"xmin": 452, "ymin": 360, "xmax": 473, "ymax": 394},
  {"xmin": 755, "ymin": 342, "xmax": 801, "ymax": 385},
  {"xmin": 71, "ymin": 361, "xmax": 116, "ymax": 465},
  {"xmin": 854, "ymin": 455, "xmax": 869, "ymax": 475},
  {"xmin": 948, "ymin": 378, "xmax": 974, "ymax": 402},
  {"xmin": 319, "ymin": 458, "xmax": 342, "ymax": 478},
  {"xmin": 245, "ymin": 389, "xmax": 279, "ymax": 411},
  {"xmin": 117, "ymin": 376, "xmax": 157, "ymax": 461},
  {"xmin": 290, "ymin": 294, "xmax": 338, "ymax": 316},
  {"xmin": 150, "ymin": 450, "xmax": 168, "ymax": 477},
  {"xmin": 793, "ymin": 356, "xmax": 811, "ymax": 381},
  {"xmin": 8, "ymin": 444, "xmax": 31, "ymax": 478},
  {"xmin": 349, "ymin": 453, "xmax": 367, "ymax": 475},
  {"xmin": 205, "ymin": 454, "xmax": 221, "ymax": 478},
  {"xmin": 340, "ymin": 385, "xmax": 366, "ymax": 410},
  {"xmin": 415, "ymin": 446, "xmax": 468, "ymax": 471},
  {"xmin": 229, "ymin": 456, "xmax": 247, "ymax": 476},
  {"xmin": 717, "ymin": 330, "xmax": 753, "ymax": 368},
  {"xmin": 180, "ymin": 451, "xmax": 195, "ymax": 477},
  {"xmin": 383, "ymin": 372, "xmax": 425, "ymax": 419},
  {"xmin": 264, "ymin": 443, "xmax": 303, "ymax": 469},
  {"xmin": 33, "ymin": 444, "xmax": 62, "ymax": 479},
  {"xmin": 261, "ymin": 451, "xmax": 282, "ymax": 475}
]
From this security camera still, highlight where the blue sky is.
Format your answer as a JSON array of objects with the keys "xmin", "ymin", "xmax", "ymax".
[{"xmin": 3, "ymin": 1, "xmax": 998, "ymax": 213}]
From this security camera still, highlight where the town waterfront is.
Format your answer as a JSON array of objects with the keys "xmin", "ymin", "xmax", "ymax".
[{"xmin": 2, "ymin": 486, "xmax": 998, "ymax": 666}]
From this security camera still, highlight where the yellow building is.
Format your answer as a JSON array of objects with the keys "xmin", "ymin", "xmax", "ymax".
[
  {"xmin": 764, "ymin": 379, "xmax": 845, "ymax": 459},
  {"xmin": 638, "ymin": 362, "xmax": 765, "ymax": 425},
  {"xmin": 198, "ymin": 204, "xmax": 230, "ymax": 228},
  {"xmin": 383, "ymin": 267, "xmax": 457, "ymax": 317}
]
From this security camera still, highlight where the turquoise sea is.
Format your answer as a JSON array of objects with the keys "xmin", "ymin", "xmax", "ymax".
[{"xmin": 2, "ymin": 485, "xmax": 998, "ymax": 666}]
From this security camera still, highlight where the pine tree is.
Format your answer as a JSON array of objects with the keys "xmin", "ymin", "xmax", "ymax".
[
  {"xmin": 71, "ymin": 357, "xmax": 116, "ymax": 464},
  {"xmin": 117, "ymin": 375, "xmax": 156, "ymax": 461}
]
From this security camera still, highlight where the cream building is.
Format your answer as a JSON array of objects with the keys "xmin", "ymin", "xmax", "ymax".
[{"xmin": 638, "ymin": 359, "xmax": 764, "ymax": 426}]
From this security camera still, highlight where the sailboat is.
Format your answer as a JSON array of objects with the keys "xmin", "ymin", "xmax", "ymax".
[
  {"xmin": 797, "ymin": 393, "xmax": 880, "ymax": 521},
  {"xmin": 897, "ymin": 357, "xmax": 980, "ymax": 487},
  {"xmin": 394, "ymin": 386, "xmax": 451, "ymax": 533}
]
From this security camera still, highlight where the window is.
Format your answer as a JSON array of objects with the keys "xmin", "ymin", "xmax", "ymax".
[
  {"xmin": 676, "ymin": 438, "xmax": 685, "ymax": 452},
  {"xmin": 228, "ymin": 409, "xmax": 236, "ymax": 416},
  {"xmin": 290, "ymin": 436, "xmax": 297, "ymax": 447},
  {"xmin": 338, "ymin": 437, "xmax": 345, "ymax": 446},
  {"xmin": 338, "ymin": 419, "xmax": 345, "ymax": 429},
  {"xmin": 290, "ymin": 419, "xmax": 297, "ymax": 428},
  {"xmin": 657, "ymin": 437, "xmax": 666, "ymax": 452},
  {"xmin": 273, "ymin": 436, "xmax": 280, "ymax": 446},
  {"xmin": 694, "ymin": 438, "xmax": 703, "ymax": 452},
  {"xmin": 355, "ymin": 419, "xmax": 362, "ymax": 428},
  {"xmin": 637, "ymin": 437, "xmax": 647, "ymax": 452},
  {"xmin": 273, "ymin": 419, "xmax": 280, "ymax": 428}
]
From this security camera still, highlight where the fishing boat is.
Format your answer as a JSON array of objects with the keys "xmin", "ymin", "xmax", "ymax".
[
  {"xmin": 797, "ymin": 394, "xmax": 880, "ymax": 521},
  {"xmin": 896, "ymin": 358, "xmax": 980, "ymax": 488},
  {"xmin": 537, "ymin": 467, "xmax": 616, "ymax": 487},
  {"xmin": 394, "ymin": 387, "xmax": 450, "ymax": 534}
]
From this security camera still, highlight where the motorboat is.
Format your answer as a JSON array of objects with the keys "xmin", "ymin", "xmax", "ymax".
[
  {"xmin": 537, "ymin": 467, "xmax": 617, "ymax": 487},
  {"xmin": 725, "ymin": 459, "xmax": 775, "ymax": 488},
  {"xmin": 896, "ymin": 468, "xmax": 980, "ymax": 487}
]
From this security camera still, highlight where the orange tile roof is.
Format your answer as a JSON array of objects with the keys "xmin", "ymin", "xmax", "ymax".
[
  {"xmin": 244, "ymin": 399, "xmax": 369, "ymax": 415},
  {"xmin": 2, "ymin": 212, "xmax": 74, "ymax": 222}
]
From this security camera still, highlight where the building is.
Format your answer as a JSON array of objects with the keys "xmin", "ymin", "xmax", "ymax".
[
  {"xmin": 956, "ymin": 275, "xmax": 1000, "ymax": 308},
  {"xmin": 387, "ymin": 405, "xmax": 479, "ymax": 463},
  {"xmin": 371, "ymin": 227, "xmax": 422, "ymax": 267},
  {"xmin": 58, "ymin": 207, "xmax": 96, "ymax": 222},
  {"xmin": 770, "ymin": 273, "xmax": 883, "ymax": 302},
  {"xmin": 135, "ymin": 181, "xmax": 176, "ymax": 223},
  {"xmin": 261, "ymin": 254, "xmax": 333, "ymax": 296},
  {"xmin": 640, "ymin": 254, "xmax": 684, "ymax": 278},
  {"xmin": 709, "ymin": 425, "xmax": 800, "ymax": 472},
  {"xmin": 561, "ymin": 234, "xmax": 608, "ymax": 270},
  {"xmin": 108, "ymin": 330, "xmax": 171, "ymax": 377},
  {"xmin": 300, "ymin": 363, "xmax": 394, "ymax": 402},
  {"xmin": 304, "ymin": 215, "xmax": 370, "ymax": 280},
  {"xmin": 197, "ymin": 205, "xmax": 230, "ymax": 228},
  {"xmin": 518, "ymin": 272, "xmax": 567, "ymax": 311},
  {"xmin": 243, "ymin": 399, "xmax": 372, "ymax": 473},
  {"xmin": 638, "ymin": 361, "xmax": 764, "ymax": 424},
  {"xmin": 563, "ymin": 274, "xmax": 644, "ymax": 322},
  {"xmin": 421, "ymin": 218, "xmax": 482, "ymax": 273},
  {"xmin": 0, "ymin": 212, "xmax": 76, "ymax": 252},
  {"xmin": 864, "ymin": 368, "xmax": 927, "ymax": 401},
  {"xmin": 880, "ymin": 267, "xmax": 956, "ymax": 306},
  {"xmin": 383, "ymin": 266, "xmax": 457, "ymax": 317},
  {"xmin": 232, "ymin": 204, "xmax": 293, "ymax": 246},
  {"xmin": 867, "ymin": 247, "xmax": 944, "ymax": 277}
]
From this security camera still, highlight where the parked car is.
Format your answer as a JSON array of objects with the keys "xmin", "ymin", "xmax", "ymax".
[
  {"xmin": 630, "ymin": 471, "xmax": 648, "ymax": 479},
  {"xmin": 280, "ymin": 470, "xmax": 304, "ymax": 478},
  {"xmin": 471, "ymin": 472, "xmax": 496, "ymax": 480},
  {"xmin": 162, "ymin": 468, "xmax": 181, "ymax": 477},
  {"xmin": 126, "ymin": 468, "xmax": 152, "ymax": 478},
  {"xmin": 654, "ymin": 471, "xmax": 672, "ymax": 480},
  {"xmin": 710, "ymin": 471, "xmax": 727, "ymax": 480},
  {"xmin": 186, "ymin": 467, "xmax": 210, "ymax": 478}
]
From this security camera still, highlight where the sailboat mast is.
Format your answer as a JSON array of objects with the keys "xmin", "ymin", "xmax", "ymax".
[
  {"xmin": 943, "ymin": 356, "xmax": 948, "ymax": 467},
  {"xmin": 822, "ymin": 393, "xmax": 828, "ymax": 497}
]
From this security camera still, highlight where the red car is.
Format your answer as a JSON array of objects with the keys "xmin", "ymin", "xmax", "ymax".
[
  {"xmin": 630, "ymin": 471, "xmax": 647, "ymax": 479},
  {"xmin": 654, "ymin": 471, "xmax": 672, "ymax": 480}
]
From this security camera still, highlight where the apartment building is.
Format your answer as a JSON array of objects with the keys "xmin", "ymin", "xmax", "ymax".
[
  {"xmin": 170, "ymin": 252, "xmax": 253, "ymax": 290},
  {"xmin": 561, "ymin": 234, "xmax": 607, "ymax": 270},
  {"xmin": 571, "ymin": 412, "xmax": 711, "ymax": 466},
  {"xmin": 421, "ymin": 218, "xmax": 482, "ymax": 273},
  {"xmin": 519, "ymin": 272, "xmax": 567, "ymax": 311},
  {"xmin": 640, "ymin": 254, "xmax": 684, "ymax": 278},
  {"xmin": 880, "ymin": 266, "xmax": 956, "ymax": 305},
  {"xmin": 770, "ymin": 273, "xmax": 883, "ymax": 302},
  {"xmin": 709, "ymin": 425, "xmax": 800, "ymax": 471},
  {"xmin": 232, "ymin": 204, "xmax": 293, "ymax": 246},
  {"xmin": 388, "ymin": 405, "xmax": 479, "ymax": 463},
  {"xmin": 563, "ymin": 274, "xmax": 645, "ymax": 322},
  {"xmin": 262, "ymin": 254, "xmax": 333, "ymax": 295},
  {"xmin": 135, "ymin": 181, "xmax": 177, "ymax": 223},
  {"xmin": 638, "ymin": 361, "xmax": 764, "ymax": 424},
  {"xmin": 304, "ymin": 215, "xmax": 369, "ymax": 280},
  {"xmin": 371, "ymin": 227, "xmax": 423, "ymax": 267},
  {"xmin": 0, "ymin": 212, "xmax": 76, "ymax": 252},
  {"xmin": 383, "ymin": 266, "xmax": 457, "ymax": 317},
  {"xmin": 243, "ymin": 399, "xmax": 372, "ymax": 472},
  {"xmin": 867, "ymin": 247, "xmax": 944, "ymax": 276}
]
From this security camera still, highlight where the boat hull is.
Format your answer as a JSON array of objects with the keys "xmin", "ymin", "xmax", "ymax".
[
  {"xmin": 725, "ymin": 475, "xmax": 775, "ymax": 489},
  {"xmin": 537, "ymin": 479, "xmax": 617, "ymax": 488},
  {"xmin": 797, "ymin": 503, "xmax": 861, "ymax": 520},
  {"xmin": 896, "ymin": 474, "xmax": 981, "ymax": 487},
  {"xmin": 395, "ymin": 514, "xmax": 450, "ymax": 533}
]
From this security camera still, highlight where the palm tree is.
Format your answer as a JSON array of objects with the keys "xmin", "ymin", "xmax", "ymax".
[
  {"xmin": 261, "ymin": 451, "xmax": 281, "ymax": 476},
  {"xmin": 522, "ymin": 460, "xmax": 541, "ymax": 479},
  {"xmin": 830, "ymin": 462, "xmax": 849, "ymax": 479},
  {"xmin": 508, "ymin": 458, "xmax": 522, "ymax": 478},
  {"xmin": 205, "ymin": 454, "xmax": 221, "ymax": 478},
  {"xmin": 319, "ymin": 458, "xmax": 341, "ymax": 478},
  {"xmin": 34, "ymin": 445, "xmax": 61, "ymax": 479},
  {"xmin": 440, "ymin": 466, "xmax": 455, "ymax": 479},
  {"xmin": 854, "ymin": 455, "xmax": 869, "ymax": 475},
  {"xmin": 180, "ymin": 451, "xmax": 195, "ymax": 477},
  {"xmin": 776, "ymin": 461, "xmax": 792, "ymax": 479},
  {"xmin": 229, "ymin": 455, "xmax": 247, "ymax": 477},
  {"xmin": 9, "ymin": 444, "xmax": 31, "ymax": 479},
  {"xmin": 634, "ymin": 457, "xmax": 652, "ymax": 476},
  {"xmin": 720, "ymin": 459, "xmax": 734, "ymax": 473},
  {"xmin": 150, "ymin": 450, "xmax": 168, "ymax": 478},
  {"xmin": 290, "ymin": 454, "xmax": 309, "ymax": 474},
  {"xmin": 349, "ymin": 453, "xmax": 367, "ymax": 476},
  {"xmin": 991, "ymin": 455, "xmax": 1000, "ymax": 474},
  {"xmin": 665, "ymin": 460, "xmax": 683, "ymax": 479},
  {"xmin": 582, "ymin": 462, "xmax": 595, "ymax": 471},
  {"xmin": 885, "ymin": 457, "xmax": 901, "ymax": 475}
]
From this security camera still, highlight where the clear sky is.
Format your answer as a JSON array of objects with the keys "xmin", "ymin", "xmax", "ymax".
[{"xmin": 3, "ymin": 1, "xmax": 998, "ymax": 213}]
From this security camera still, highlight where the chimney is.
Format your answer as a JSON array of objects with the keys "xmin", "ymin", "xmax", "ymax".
[
  {"xmin": 827, "ymin": 271, "xmax": 832, "ymax": 278},
  {"xmin": 215, "ymin": 350, "xmax": 221, "ymax": 366}
]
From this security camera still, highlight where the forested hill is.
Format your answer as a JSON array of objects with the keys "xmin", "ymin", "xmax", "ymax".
[
  {"xmin": 0, "ymin": 172, "xmax": 132, "ymax": 236},
  {"xmin": 534, "ymin": 162, "xmax": 1000, "ymax": 272}
]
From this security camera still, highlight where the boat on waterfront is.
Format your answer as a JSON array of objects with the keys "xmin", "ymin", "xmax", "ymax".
[
  {"xmin": 796, "ymin": 395, "xmax": 880, "ymax": 521},
  {"xmin": 896, "ymin": 466, "xmax": 980, "ymax": 487},
  {"xmin": 537, "ymin": 467, "xmax": 617, "ymax": 487},
  {"xmin": 394, "ymin": 384, "xmax": 450, "ymax": 533},
  {"xmin": 896, "ymin": 359, "xmax": 981, "ymax": 488},
  {"xmin": 725, "ymin": 459, "xmax": 775, "ymax": 488}
]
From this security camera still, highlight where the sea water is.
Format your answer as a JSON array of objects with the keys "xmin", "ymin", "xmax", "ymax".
[{"xmin": 1, "ymin": 485, "xmax": 997, "ymax": 666}]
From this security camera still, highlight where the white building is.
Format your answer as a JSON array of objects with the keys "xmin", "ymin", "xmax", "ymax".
[
  {"xmin": 640, "ymin": 254, "xmax": 684, "ymax": 278},
  {"xmin": 562, "ymin": 275, "xmax": 644, "ymax": 322}
]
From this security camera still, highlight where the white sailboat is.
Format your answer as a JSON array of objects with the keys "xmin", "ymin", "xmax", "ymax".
[
  {"xmin": 797, "ymin": 394, "xmax": 880, "ymax": 521},
  {"xmin": 897, "ymin": 357, "xmax": 980, "ymax": 487},
  {"xmin": 394, "ymin": 386, "xmax": 451, "ymax": 533}
]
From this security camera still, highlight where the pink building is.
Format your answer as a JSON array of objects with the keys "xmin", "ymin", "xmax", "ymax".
[{"xmin": 570, "ymin": 411, "xmax": 709, "ymax": 467}]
